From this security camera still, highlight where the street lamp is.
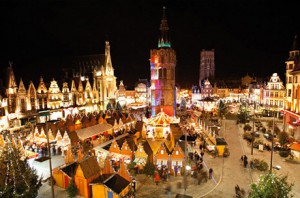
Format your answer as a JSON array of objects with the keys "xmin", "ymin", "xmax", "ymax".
[
  {"xmin": 269, "ymin": 114, "xmax": 275, "ymax": 173},
  {"xmin": 184, "ymin": 126, "xmax": 188, "ymax": 195},
  {"xmin": 45, "ymin": 122, "xmax": 55, "ymax": 198}
]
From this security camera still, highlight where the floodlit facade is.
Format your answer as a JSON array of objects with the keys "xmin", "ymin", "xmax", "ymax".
[
  {"xmin": 263, "ymin": 73, "xmax": 285, "ymax": 114},
  {"xmin": 150, "ymin": 7, "xmax": 176, "ymax": 116},
  {"xmin": 199, "ymin": 49, "xmax": 215, "ymax": 84}
]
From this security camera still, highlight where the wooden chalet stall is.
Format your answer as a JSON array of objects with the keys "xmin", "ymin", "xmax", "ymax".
[
  {"xmin": 169, "ymin": 143, "xmax": 185, "ymax": 176},
  {"xmin": 154, "ymin": 143, "xmax": 170, "ymax": 168},
  {"xmin": 53, "ymin": 162, "xmax": 78, "ymax": 189},
  {"xmin": 91, "ymin": 160, "xmax": 132, "ymax": 198},
  {"xmin": 108, "ymin": 137, "xmax": 136, "ymax": 165},
  {"xmin": 74, "ymin": 156, "xmax": 101, "ymax": 198},
  {"xmin": 144, "ymin": 139, "xmax": 164, "ymax": 164},
  {"xmin": 133, "ymin": 143, "xmax": 148, "ymax": 171}
]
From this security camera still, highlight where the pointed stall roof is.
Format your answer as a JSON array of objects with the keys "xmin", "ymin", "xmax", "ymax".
[
  {"xmin": 102, "ymin": 174, "xmax": 130, "ymax": 194},
  {"xmin": 78, "ymin": 156, "xmax": 100, "ymax": 179}
]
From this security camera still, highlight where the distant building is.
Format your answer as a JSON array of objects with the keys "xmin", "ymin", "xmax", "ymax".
[
  {"xmin": 150, "ymin": 7, "xmax": 176, "ymax": 116},
  {"xmin": 75, "ymin": 41, "xmax": 117, "ymax": 110},
  {"xmin": 199, "ymin": 49, "xmax": 215, "ymax": 84},
  {"xmin": 263, "ymin": 73, "xmax": 285, "ymax": 116}
]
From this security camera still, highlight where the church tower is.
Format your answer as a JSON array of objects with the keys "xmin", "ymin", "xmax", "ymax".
[
  {"xmin": 150, "ymin": 7, "xmax": 176, "ymax": 116},
  {"xmin": 6, "ymin": 62, "xmax": 18, "ymax": 114}
]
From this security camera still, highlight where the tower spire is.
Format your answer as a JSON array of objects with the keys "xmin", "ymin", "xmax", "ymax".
[
  {"xmin": 292, "ymin": 35, "xmax": 299, "ymax": 51},
  {"xmin": 158, "ymin": 6, "xmax": 171, "ymax": 48}
]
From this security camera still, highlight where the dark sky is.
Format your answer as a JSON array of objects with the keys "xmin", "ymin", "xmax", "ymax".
[{"xmin": 1, "ymin": 0, "xmax": 300, "ymax": 89}]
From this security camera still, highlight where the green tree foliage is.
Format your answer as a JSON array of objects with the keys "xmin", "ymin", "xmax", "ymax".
[
  {"xmin": 278, "ymin": 131, "xmax": 289, "ymax": 148},
  {"xmin": 0, "ymin": 140, "xmax": 42, "ymax": 197},
  {"xmin": 67, "ymin": 180, "xmax": 78, "ymax": 198},
  {"xmin": 115, "ymin": 101, "xmax": 122, "ymax": 111},
  {"xmin": 218, "ymin": 100, "xmax": 228, "ymax": 117},
  {"xmin": 249, "ymin": 173, "xmax": 294, "ymax": 198},
  {"xmin": 143, "ymin": 162, "xmax": 155, "ymax": 176},
  {"xmin": 106, "ymin": 102, "xmax": 113, "ymax": 110}
]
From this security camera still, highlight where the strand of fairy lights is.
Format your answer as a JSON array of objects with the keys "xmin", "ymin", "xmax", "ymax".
[
  {"xmin": 10, "ymin": 139, "xmax": 31, "ymax": 196},
  {"xmin": 0, "ymin": 139, "xmax": 31, "ymax": 196}
]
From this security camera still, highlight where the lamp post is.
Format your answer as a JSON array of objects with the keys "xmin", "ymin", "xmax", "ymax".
[
  {"xmin": 184, "ymin": 125, "xmax": 188, "ymax": 195},
  {"xmin": 45, "ymin": 122, "xmax": 55, "ymax": 198},
  {"xmin": 269, "ymin": 114, "xmax": 275, "ymax": 173},
  {"xmin": 251, "ymin": 102, "xmax": 256, "ymax": 155},
  {"xmin": 251, "ymin": 115, "xmax": 254, "ymax": 155}
]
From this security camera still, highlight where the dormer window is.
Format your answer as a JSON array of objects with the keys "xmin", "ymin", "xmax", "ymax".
[
  {"xmin": 161, "ymin": 150, "xmax": 164, "ymax": 154},
  {"xmin": 176, "ymin": 151, "xmax": 179, "ymax": 155}
]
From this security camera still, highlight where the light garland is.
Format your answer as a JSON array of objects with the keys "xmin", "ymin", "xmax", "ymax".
[{"xmin": 0, "ymin": 138, "xmax": 34, "ymax": 197}]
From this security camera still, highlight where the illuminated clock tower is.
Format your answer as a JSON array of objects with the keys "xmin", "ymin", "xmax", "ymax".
[{"xmin": 150, "ymin": 7, "xmax": 176, "ymax": 116}]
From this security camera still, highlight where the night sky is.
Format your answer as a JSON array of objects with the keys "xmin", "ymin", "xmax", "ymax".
[{"xmin": 1, "ymin": 0, "xmax": 300, "ymax": 89}]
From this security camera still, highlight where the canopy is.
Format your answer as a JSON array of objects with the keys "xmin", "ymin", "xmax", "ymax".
[
  {"xmin": 76, "ymin": 123, "xmax": 113, "ymax": 140},
  {"xmin": 147, "ymin": 111, "xmax": 172, "ymax": 126}
]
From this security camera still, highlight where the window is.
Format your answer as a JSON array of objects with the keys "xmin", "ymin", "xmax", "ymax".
[
  {"xmin": 288, "ymin": 89, "xmax": 291, "ymax": 97},
  {"xmin": 176, "ymin": 151, "xmax": 179, "ymax": 155},
  {"xmin": 161, "ymin": 150, "xmax": 164, "ymax": 154},
  {"xmin": 289, "ymin": 76, "xmax": 293, "ymax": 83}
]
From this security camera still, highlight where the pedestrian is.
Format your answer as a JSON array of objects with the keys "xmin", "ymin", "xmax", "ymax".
[
  {"xmin": 200, "ymin": 151, "xmax": 204, "ymax": 159},
  {"xmin": 209, "ymin": 168, "xmax": 213, "ymax": 179},
  {"xmin": 250, "ymin": 161, "xmax": 254, "ymax": 169},
  {"xmin": 244, "ymin": 159, "xmax": 248, "ymax": 168},
  {"xmin": 199, "ymin": 144, "xmax": 203, "ymax": 151},
  {"xmin": 154, "ymin": 173, "xmax": 160, "ymax": 186},
  {"xmin": 132, "ymin": 178, "xmax": 136, "ymax": 192},
  {"xmin": 174, "ymin": 165, "xmax": 178, "ymax": 176},
  {"xmin": 166, "ymin": 184, "xmax": 171, "ymax": 198}
]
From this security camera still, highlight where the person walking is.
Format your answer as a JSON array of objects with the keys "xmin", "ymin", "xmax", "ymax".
[
  {"xmin": 132, "ymin": 178, "xmax": 136, "ymax": 192},
  {"xmin": 209, "ymin": 168, "xmax": 213, "ymax": 179},
  {"xmin": 244, "ymin": 159, "xmax": 248, "ymax": 168},
  {"xmin": 154, "ymin": 173, "xmax": 160, "ymax": 186},
  {"xmin": 174, "ymin": 165, "xmax": 178, "ymax": 176}
]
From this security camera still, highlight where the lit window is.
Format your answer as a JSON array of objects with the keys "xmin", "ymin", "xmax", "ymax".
[
  {"xmin": 176, "ymin": 151, "xmax": 179, "ymax": 155},
  {"xmin": 161, "ymin": 150, "xmax": 164, "ymax": 154}
]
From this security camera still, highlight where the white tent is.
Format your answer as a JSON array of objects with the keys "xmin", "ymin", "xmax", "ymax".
[{"xmin": 76, "ymin": 123, "xmax": 113, "ymax": 141}]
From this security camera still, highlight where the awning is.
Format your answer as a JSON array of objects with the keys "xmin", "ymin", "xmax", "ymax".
[
  {"xmin": 287, "ymin": 121, "xmax": 300, "ymax": 128},
  {"xmin": 133, "ymin": 157, "xmax": 147, "ymax": 165},
  {"xmin": 76, "ymin": 123, "xmax": 113, "ymax": 140}
]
